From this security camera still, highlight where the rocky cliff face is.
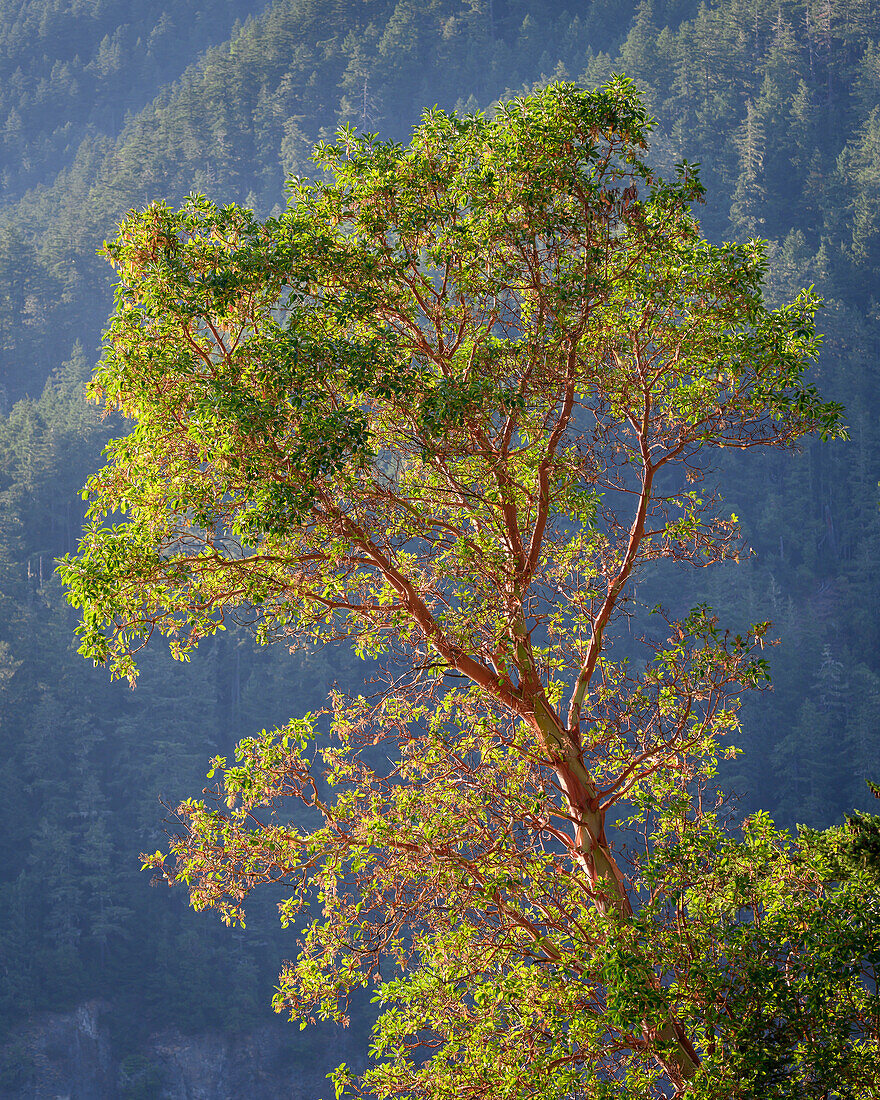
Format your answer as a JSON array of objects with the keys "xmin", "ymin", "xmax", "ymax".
[{"xmin": 0, "ymin": 1001, "xmax": 359, "ymax": 1098}]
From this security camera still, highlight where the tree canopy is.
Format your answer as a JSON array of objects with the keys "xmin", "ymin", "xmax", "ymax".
[{"xmin": 60, "ymin": 80, "xmax": 880, "ymax": 1098}]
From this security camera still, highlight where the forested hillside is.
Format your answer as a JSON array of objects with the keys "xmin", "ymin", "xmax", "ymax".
[{"xmin": 1, "ymin": 0, "xmax": 878, "ymax": 1087}]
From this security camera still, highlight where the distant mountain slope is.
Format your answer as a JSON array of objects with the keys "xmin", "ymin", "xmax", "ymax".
[
  {"xmin": 0, "ymin": 0, "xmax": 274, "ymax": 205},
  {"xmin": 0, "ymin": 0, "xmax": 878, "ymax": 1072}
]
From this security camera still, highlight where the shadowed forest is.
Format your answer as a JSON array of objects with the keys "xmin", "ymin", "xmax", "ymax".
[{"xmin": 1, "ymin": 0, "xmax": 879, "ymax": 1091}]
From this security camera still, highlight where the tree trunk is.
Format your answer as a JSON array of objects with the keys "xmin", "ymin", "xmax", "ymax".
[{"xmin": 531, "ymin": 699, "xmax": 701, "ymax": 1088}]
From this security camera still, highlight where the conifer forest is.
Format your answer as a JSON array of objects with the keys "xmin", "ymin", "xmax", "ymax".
[{"xmin": 2, "ymin": 0, "xmax": 880, "ymax": 1096}]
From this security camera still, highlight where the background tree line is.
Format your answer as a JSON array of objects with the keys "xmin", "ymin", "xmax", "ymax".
[{"xmin": 0, "ymin": 0, "xmax": 878, "ymax": 1073}]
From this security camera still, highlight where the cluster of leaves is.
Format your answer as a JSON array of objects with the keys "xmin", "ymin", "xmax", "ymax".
[
  {"xmin": 149, "ymin": 707, "xmax": 880, "ymax": 1098},
  {"xmin": 62, "ymin": 81, "xmax": 839, "ymax": 685}
]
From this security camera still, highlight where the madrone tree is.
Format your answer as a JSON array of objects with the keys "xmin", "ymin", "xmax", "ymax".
[{"xmin": 62, "ymin": 81, "xmax": 880, "ymax": 1097}]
